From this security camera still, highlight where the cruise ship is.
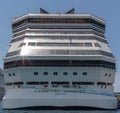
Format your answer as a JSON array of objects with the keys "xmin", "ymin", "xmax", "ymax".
[
  {"xmin": 0, "ymin": 69, "xmax": 5, "ymax": 99},
  {"xmin": 2, "ymin": 8, "xmax": 118, "ymax": 109}
]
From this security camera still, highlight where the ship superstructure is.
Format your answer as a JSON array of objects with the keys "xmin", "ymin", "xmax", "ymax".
[
  {"xmin": 2, "ymin": 9, "xmax": 117, "ymax": 109},
  {"xmin": 0, "ymin": 69, "xmax": 4, "ymax": 99}
]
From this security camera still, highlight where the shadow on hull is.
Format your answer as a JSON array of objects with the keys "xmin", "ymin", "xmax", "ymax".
[{"xmin": 3, "ymin": 106, "xmax": 116, "ymax": 110}]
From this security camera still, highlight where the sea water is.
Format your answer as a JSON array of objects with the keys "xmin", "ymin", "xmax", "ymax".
[{"xmin": 0, "ymin": 101, "xmax": 120, "ymax": 113}]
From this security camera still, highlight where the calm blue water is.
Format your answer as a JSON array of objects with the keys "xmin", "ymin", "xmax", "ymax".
[{"xmin": 0, "ymin": 101, "xmax": 120, "ymax": 113}]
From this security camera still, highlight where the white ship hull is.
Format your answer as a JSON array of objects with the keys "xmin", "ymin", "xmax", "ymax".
[
  {"xmin": 2, "ymin": 87, "xmax": 118, "ymax": 110},
  {"xmin": 3, "ymin": 11, "xmax": 117, "ymax": 110}
]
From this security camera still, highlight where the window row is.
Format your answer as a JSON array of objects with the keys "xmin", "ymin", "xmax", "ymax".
[
  {"xmin": 11, "ymin": 36, "xmax": 107, "ymax": 44},
  {"xmin": 4, "ymin": 60, "xmax": 116, "ymax": 70},
  {"xmin": 5, "ymin": 81, "xmax": 112, "ymax": 88},
  {"xmin": 26, "ymin": 30, "xmax": 103, "ymax": 35},
  {"xmin": 5, "ymin": 50, "xmax": 20, "ymax": 57},
  {"xmin": 7, "ymin": 72, "xmax": 86, "ymax": 77},
  {"xmin": 13, "ymin": 30, "xmax": 104, "ymax": 38},
  {"xmin": 12, "ymin": 18, "xmax": 105, "ymax": 29},
  {"xmin": 105, "ymin": 73, "xmax": 112, "ymax": 77},
  {"xmin": 20, "ymin": 49, "xmax": 113, "ymax": 58},
  {"xmin": 13, "ymin": 24, "xmax": 104, "ymax": 35},
  {"xmin": 7, "ymin": 72, "xmax": 112, "ymax": 79},
  {"xmin": 6, "ymin": 50, "xmax": 114, "ymax": 58},
  {"xmin": 34, "ymin": 72, "xmax": 86, "ymax": 76},
  {"xmin": 20, "ymin": 42, "xmax": 99, "ymax": 47}
]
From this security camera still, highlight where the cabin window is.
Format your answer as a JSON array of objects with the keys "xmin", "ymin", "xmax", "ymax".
[
  {"xmin": 53, "ymin": 72, "xmax": 58, "ymax": 75},
  {"xmin": 105, "ymin": 73, "xmax": 107, "ymax": 76},
  {"xmin": 28, "ymin": 42, "xmax": 36, "ymax": 46},
  {"xmin": 109, "ymin": 74, "xmax": 111, "ymax": 77},
  {"xmin": 107, "ymin": 83, "xmax": 112, "ymax": 86},
  {"xmin": 34, "ymin": 72, "xmax": 38, "ymax": 75},
  {"xmin": 84, "ymin": 43, "xmax": 92, "ymax": 47},
  {"xmin": 6, "ymin": 82, "xmax": 12, "ymax": 86},
  {"xmin": 94, "ymin": 43, "xmax": 101, "ymax": 47},
  {"xmin": 44, "ymin": 72, "xmax": 48, "ymax": 75},
  {"xmin": 63, "ymin": 72, "xmax": 68, "ymax": 76},
  {"xmin": 13, "ymin": 82, "xmax": 23, "ymax": 85},
  {"xmin": 8, "ymin": 73, "xmax": 11, "ymax": 76},
  {"xmin": 18, "ymin": 43, "xmax": 26, "ymax": 47},
  {"xmin": 83, "ymin": 72, "xmax": 87, "ymax": 76},
  {"xmin": 72, "ymin": 82, "xmax": 94, "ymax": 85},
  {"xmin": 73, "ymin": 72, "xmax": 77, "ymax": 75}
]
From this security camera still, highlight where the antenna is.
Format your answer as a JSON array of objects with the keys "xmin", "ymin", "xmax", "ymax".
[{"xmin": 57, "ymin": 9, "xmax": 60, "ymax": 14}]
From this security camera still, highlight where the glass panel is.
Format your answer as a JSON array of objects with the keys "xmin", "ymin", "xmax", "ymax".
[
  {"xmin": 84, "ymin": 43, "xmax": 92, "ymax": 47},
  {"xmin": 28, "ymin": 42, "xmax": 36, "ymax": 46}
]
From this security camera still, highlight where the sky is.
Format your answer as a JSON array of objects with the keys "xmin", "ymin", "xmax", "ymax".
[{"xmin": 0, "ymin": 0, "xmax": 120, "ymax": 92}]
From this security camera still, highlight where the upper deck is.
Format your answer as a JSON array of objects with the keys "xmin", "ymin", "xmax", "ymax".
[
  {"xmin": 12, "ymin": 13, "xmax": 105, "ymax": 29},
  {"xmin": 13, "ymin": 13, "xmax": 105, "ymax": 23}
]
